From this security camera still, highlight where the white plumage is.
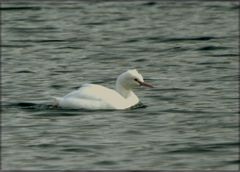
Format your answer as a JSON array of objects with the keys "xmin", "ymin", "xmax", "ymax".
[{"xmin": 54, "ymin": 69, "xmax": 153, "ymax": 110}]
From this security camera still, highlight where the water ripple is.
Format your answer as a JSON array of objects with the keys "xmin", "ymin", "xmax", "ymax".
[{"xmin": 2, "ymin": 0, "xmax": 238, "ymax": 170}]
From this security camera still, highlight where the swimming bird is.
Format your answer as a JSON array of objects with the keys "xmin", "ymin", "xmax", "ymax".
[{"xmin": 54, "ymin": 69, "xmax": 153, "ymax": 110}]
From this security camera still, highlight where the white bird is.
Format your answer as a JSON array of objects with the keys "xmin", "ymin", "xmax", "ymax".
[{"xmin": 54, "ymin": 69, "xmax": 153, "ymax": 110}]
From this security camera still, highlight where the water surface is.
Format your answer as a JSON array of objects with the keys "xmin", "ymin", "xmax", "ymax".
[{"xmin": 2, "ymin": 0, "xmax": 239, "ymax": 170}]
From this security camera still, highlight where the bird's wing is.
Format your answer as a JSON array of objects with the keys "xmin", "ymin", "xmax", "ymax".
[{"xmin": 63, "ymin": 84, "xmax": 123, "ymax": 102}]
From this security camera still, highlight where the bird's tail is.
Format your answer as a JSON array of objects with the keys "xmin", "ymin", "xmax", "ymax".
[{"xmin": 51, "ymin": 96, "xmax": 62, "ymax": 107}]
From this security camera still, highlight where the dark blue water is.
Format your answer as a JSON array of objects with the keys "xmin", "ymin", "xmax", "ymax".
[{"xmin": 2, "ymin": 0, "xmax": 239, "ymax": 170}]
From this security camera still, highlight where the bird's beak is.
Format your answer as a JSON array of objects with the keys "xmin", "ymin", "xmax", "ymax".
[{"xmin": 137, "ymin": 80, "xmax": 154, "ymax": 88}]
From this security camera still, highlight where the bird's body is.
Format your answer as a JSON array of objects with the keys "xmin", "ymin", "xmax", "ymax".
[{"xmin": 54, "ymin": 69, "xmax": 153, "ymax": 110}]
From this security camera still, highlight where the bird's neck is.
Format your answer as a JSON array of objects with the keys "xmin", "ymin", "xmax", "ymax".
[
  {"xmin": 116, "ymin": 81, "xmax": 139, "ymax": 107},
  {"xmin": 116, "ymin": 83, "xmax": 131, "ymax": 98}
]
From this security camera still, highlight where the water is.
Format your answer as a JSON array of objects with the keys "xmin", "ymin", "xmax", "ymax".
[{"xmin": 2, "ymin": 0, "xmax": 239, "ymax": 170}]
